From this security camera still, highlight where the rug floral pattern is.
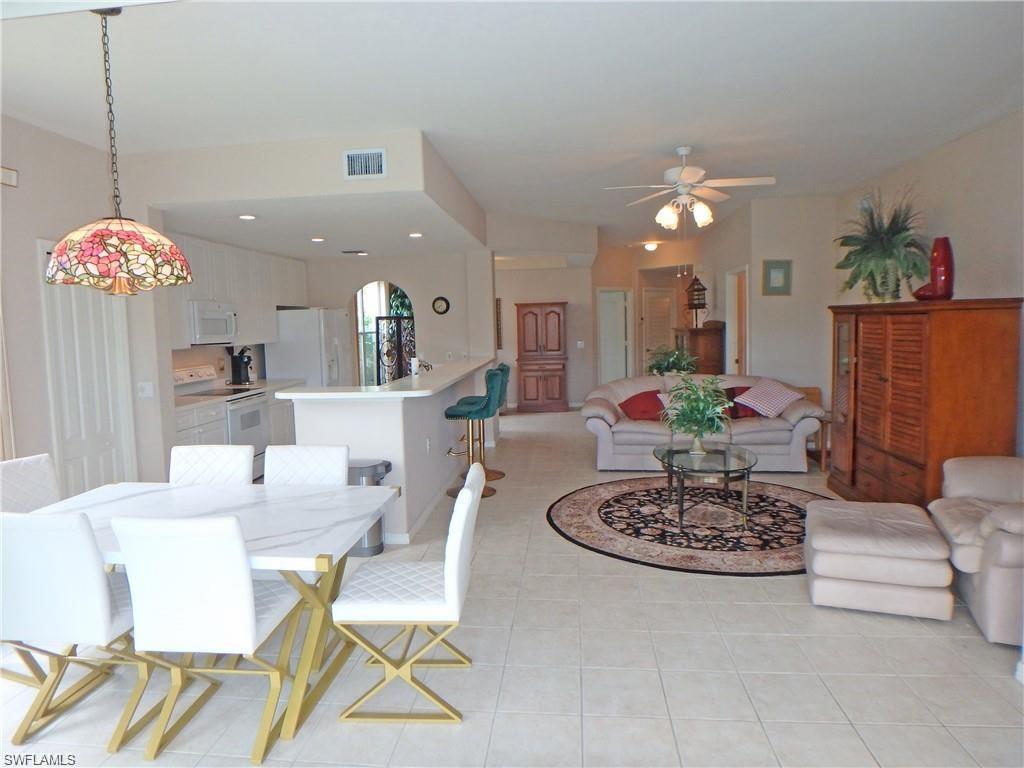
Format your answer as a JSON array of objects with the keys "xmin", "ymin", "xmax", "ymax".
[{"xmin": 547, "ymin": 476, "xmax": 828, "ymax": 575}]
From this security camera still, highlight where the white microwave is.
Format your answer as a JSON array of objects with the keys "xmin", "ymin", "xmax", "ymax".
[{"xmin": 190, "ymin": 300, "xmax": 238, "ymax": 345}]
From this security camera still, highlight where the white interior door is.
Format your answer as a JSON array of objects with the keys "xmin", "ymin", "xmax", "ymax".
[
  {"xmin": 641, "ymin": 288, "xmax": 676, "ymax": 370},
  {"xmin": 38, "ymin": 240, "xmax": 137, "ymax": 496},
  {"xmin": 597, "ymin": 290, "xmax": 631, "ymax": 383}
]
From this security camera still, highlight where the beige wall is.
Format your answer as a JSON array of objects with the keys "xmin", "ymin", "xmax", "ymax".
[
  {"xmin": 304, "ymin": 250, "xmax": 495, "ymax": 367},
  {"xmin": 495, "ymin": 267, "xmax": 594, "ymax": 406}
]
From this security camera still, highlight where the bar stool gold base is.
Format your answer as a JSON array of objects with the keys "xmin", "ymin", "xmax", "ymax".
[
  {"xmin": 447, "ymin": 484, "xmax": 496, "ymax": 498},
  {"xmin": 462, "ymin": 467, "xmax": 505, "ymax": 481}
]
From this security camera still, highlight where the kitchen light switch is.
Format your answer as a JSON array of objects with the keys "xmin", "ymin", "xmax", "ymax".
[{"xmin": 136, "ymin": 381, "xmax": 155, "ymax": 399}]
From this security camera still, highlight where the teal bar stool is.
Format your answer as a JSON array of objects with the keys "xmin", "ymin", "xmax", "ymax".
[
  {"xmin": 457, "ymin": 363, "xmax": 509, "ymax": 482},
  {"xmin": 445, "ymin": 368, "xmax": 502, "ymax": 498}
]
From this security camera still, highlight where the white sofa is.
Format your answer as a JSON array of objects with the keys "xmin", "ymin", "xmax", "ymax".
[
  {"xmin": 582, "ymin": 374, "xmax": 825, "ymax": 472},
  {"xmin": 928, "ymin": 456, "xmax": 1024, "ymax": 646}
]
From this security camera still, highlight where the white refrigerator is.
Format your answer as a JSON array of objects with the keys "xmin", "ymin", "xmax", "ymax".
[{"xmin": 265, "ymin": 308, "xmax": 354, "ymax": 387}]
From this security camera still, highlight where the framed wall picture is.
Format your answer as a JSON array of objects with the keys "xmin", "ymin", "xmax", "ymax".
[{"xmin": 762, "ymin": 260, "xmax": 792, "ymax": 296}]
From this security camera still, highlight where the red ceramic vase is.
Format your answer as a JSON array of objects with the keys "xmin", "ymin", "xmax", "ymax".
[{"xmin": 913, "ymin": 237, "xmax": 955, "ymax": 301}]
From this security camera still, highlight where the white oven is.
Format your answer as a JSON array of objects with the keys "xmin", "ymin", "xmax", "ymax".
[
  {"xmin": 190, "ymin": 300, "xmax": 238, "ymax": 345},
  {"xmin": 226, "ymin": 391, "xmax": 269, "ymax": 479}
]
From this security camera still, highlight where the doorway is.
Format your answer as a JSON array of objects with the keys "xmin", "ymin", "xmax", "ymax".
[
  {"xmin": 725, "ymin": 267, "xmax": 749, "ymax": 375},
  {"xmin": 641, "ymin": 287, "xmax": 677, "ymax": 371},
  {"xmin": 37, "ymin": 240, "xmax": 138, "ymax": 496},
  {"xmin": 596, "ymin": 289, "xmax": 632, "ymax": 384}
]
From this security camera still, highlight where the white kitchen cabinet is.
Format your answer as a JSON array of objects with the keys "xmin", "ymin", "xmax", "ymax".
[
  {"xmin": 268, "ymin": 400, "xmax": 295, "ymax": 445},
  {"xmin": 163, "ymin": 283, "xmax": 193, "ymax": 351},
  {"xmin": 229, "ymin": 247, "xmax": 257, "ymax": 345},
  {"xmin": 180, "ymin": 235, "xmax": 213, "ymax": 301},
  {"xmin": 174, "ymin": 402, "xmax": 227, "ymax": 446},
  {"xmin": 207, "ymin": 244, "xmax": 235, "ymax": 306},
  {"xmin": 254, "ymin": 254, "xmax": 278, "ymax": 343}
]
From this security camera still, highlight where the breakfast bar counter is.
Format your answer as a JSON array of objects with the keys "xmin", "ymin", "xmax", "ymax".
[{"xmin": 276, "ymin": 357, "xmax": 492, "ymax": 542}]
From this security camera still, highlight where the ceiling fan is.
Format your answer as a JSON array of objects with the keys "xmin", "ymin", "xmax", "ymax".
[{"xmin": 605, "ymin": 146, "xmax": 775, "ymax": 229}]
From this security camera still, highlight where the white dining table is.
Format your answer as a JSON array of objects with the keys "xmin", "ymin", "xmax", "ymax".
[{"xmin": 35, "ymin": 481, "xmax": 399, "ymax": 741}]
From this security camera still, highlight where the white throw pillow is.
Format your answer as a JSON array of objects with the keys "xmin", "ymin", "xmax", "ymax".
[{"xmin": 734, "ymin": 378, "xmax": 804, "ymax": 418}]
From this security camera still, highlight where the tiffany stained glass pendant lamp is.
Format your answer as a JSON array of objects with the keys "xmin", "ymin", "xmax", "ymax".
[{"xmin": 45, "ymin": 9, "xmax": 190, "ymax": 296}]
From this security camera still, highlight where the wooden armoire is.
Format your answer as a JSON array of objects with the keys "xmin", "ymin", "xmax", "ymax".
[
  {"xmin": 828, "ymin": 298, "xmax": 1021, "ymax": 505},
  {"xmin": 515, "ymin": 302, "xmax": 568, "ymax": 412}
]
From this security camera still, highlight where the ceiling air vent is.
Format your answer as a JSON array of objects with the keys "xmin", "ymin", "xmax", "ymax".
[{"xmin": 343, "ymin": 148, "xmax": 387, "ymax": 180}]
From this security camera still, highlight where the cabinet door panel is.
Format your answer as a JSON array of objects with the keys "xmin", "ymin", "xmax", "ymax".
[
  {"xmin": 543, "ymin": 371, "xmax": 564, "ymax": 402},
  {"xmin": 885, "ymin": 314, "xmax": 927, "ymax": 463},
  {"xmin": 519, "ymin": 371, "xmax": 542, "ymax": 404},
  {"xmin": 519, "ymin": 309, "xmax": 542, "ymax": 355},
  {"xmin": 542, "ymin": 306, "xmax": 565, "ymax": 355},
  {"xmin": 855, "ymin": 315, "xmax": 886, "ymax": 447}
]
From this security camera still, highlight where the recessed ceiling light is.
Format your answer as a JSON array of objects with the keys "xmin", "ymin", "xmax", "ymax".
[
  {"xmin": 408, "ymin": 232, "xmax": 423, "ymax": 238},
  {"xmin": 311, "ymin": 237, "xmax": 325, "ymax": 243},
  {"xmin": 238, "ymin": 214, "xmax": 257, "ymax": 221},
  {"xmin": 356, "ymin": 251, "xmax": 369, "ymax": 257},
  {"xmin": 643, "ymin": 242, "xmax": 658, "ymax": 252}
]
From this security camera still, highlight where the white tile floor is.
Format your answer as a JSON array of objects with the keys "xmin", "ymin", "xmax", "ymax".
[{"xmin": 3, "ymin": 412, "xmax": 1022, "ymax": 767}]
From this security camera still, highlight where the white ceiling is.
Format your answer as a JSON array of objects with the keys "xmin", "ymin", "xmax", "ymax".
[
  {"xmin": 3, "ymin": 2, "xmax": 1021, "ymax": 246},
  {"xmin": 161, "ymin": 192, "xmax": 481, "ymax": 260}
]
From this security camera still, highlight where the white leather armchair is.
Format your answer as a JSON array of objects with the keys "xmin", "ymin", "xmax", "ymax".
[{"xmin": 928, "ymin": 456, "xmax": 1024, "ymax": 645}]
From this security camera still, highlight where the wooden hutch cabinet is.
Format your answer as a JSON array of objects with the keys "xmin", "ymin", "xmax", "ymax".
[
  {"xmin": 515, "ymin": 302, "xmax": 568, "ymax": 412},
  {"xmin": 828, "ymin": 298, "xmax": 1021, "ymax": 505}
]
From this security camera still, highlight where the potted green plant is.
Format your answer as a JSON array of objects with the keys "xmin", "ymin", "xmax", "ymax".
[
  {"xmin": 645, "ymin": 346, "xmax": 698, "ymax": 375},
  {"xmin": 661, "ymin": 374, "xmax": 731, "ymax": 454},
  {"xmin": 834, "ymin": 190, "xmax": 930, "ymax": 302}
]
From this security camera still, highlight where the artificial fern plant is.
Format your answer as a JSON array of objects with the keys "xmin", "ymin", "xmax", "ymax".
[
  {"xmin": 646, "ymin": 346, "xmax": 698, "ymax": 375},
  {"xmin": 661, "ymin": 375, "xmax": 730, "ymax": 453},
  {"xmin": 834, "ymin": 191, "xmax": 929, "ymax": 302}
]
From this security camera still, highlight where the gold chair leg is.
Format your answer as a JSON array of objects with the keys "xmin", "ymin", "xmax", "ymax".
[
  {"xmin": 143, "ymin": 665, "xmax": 220, "ymax": 760},
  {"xmin": 249, "ymin": 664, "xmax": 285, "ymax": 765},
  {"xmin": 1, "ymin": 648, "xmax": 47, "ymax": 689},
  {"xmin": 107, "ymin": 660, "xmax": 166, "ymax": 753},
  {"xmin": 336, "ymin": 623, "xmax": 465, "ymax": 722},
  {"xmin": 461, "ymin": 418, "xmax": 505, "ymax": 482},
  {"xmin": 448, "ymin": 420, "xmax": 477, "ymax": 498}
]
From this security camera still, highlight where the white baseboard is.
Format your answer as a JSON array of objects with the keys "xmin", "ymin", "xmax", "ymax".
[{"xmin": 505, "ymin": 401, "xmax": 583, "ymax": 409}]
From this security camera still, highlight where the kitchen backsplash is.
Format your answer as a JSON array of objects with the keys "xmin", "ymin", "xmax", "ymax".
[{"xmin": 171, "ymin": 343, "xmax": 267, "ymax": 385}]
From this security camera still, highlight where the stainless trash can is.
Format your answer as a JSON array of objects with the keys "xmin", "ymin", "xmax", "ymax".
[{"xmin": 348, "ymin": 459, "xmax": 392, "ymax": 556}]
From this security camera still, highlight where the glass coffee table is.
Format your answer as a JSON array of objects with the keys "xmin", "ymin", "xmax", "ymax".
[{"xmin": 653, "ymin": 442, "xmax": 758, "ymax": 529}]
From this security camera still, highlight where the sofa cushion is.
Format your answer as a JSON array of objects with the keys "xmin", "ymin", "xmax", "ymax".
[
  {"xmin": 778, "ymin": 399, "xmax": 827, "ymax": 426},
  {"xmin": 727, "ymin": 417, "xmax": 793, "ymax": 446},
  {"xmin": 928, "ymin": 497, "xmax": 989, "ymax": 573},
  {"xmin": 805, "ymin": 501, "xmax": 950, "ymax": 560},
  {"xmin": 610, "ymin": 419, "xmax": 672, "ymax": 446},
  {"xmin": 581, "ymin": 397, "xmax": 620, "ymax": 426},
  {"xmin": 980, "ymin": 503, "xmax": 1024, "ymax": 537},
  {"xmin": 807, "ymin": 548, "xmax": 952, "ymax": 588},
  {"xmin": 618, "ymin": 390, "xmax": 664, "ymax": 421},
  {"xmin": 735, "ymin": 378, "xmax": 805, "ymax": 418}
]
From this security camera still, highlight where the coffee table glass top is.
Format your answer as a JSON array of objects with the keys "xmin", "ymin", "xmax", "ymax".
[{"xmin": 653, "ymin": 442, "xmax": 758, "ymax": 473}]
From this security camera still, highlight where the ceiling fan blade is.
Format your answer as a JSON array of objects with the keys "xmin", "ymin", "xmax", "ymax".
[
  {"xmin": 691, "ymin": 186, "xmax": 731, "ymax": 203},
  {"xmin": 603, "ymin": 185, "xmax": 674, "ymax": 190},
  {"xmin": 626, "ymin": 188, "xmax": 677, "ymax": 207},
  {"xmin": 702, "ymin": 176, "xmax": 777, "ymax": 188},
  {"xmin": 679, "ymin": 165, "xmax": 706, "ymax": 184}
]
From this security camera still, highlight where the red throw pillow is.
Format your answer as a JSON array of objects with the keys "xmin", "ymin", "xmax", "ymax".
[
  {"xmin": 725, "ymin": 387, "xmax": 759, "ymax": 419},
  {"xmin": 618, "ymin": 390, "xmax": 665, "ymax": 421}
]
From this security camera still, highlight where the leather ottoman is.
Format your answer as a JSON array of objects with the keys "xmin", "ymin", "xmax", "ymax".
[{"xmin": 804, "ymin": 501, "xmax": 954, "ymax": 620}]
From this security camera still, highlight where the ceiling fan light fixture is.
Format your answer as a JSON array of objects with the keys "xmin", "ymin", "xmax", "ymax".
[
  {"xmin": 655, "ymin": 204, "xmax": 679, "ymax": 230},
  {"xmin": 643, "ymin": 242, "xmax": 658, "ymax": 252},
  {"xmin": 691, "ymin": 200, "xmax": 714, "ymax": 228}
]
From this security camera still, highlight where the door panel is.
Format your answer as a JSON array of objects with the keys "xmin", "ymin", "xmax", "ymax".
[
  {"xmin": 519, "ymin": 308, "xmax": 541, "ymax": 355},
  {"xmin": 542, "ymin": 306, "xmax": 565, "ymax": 355},
  {"xmin": 642, "ymin": 289, "xmax": 676, "ymax": 369},
  {"xmin": 598, "ymin": 291, "xmax": 629, "ymax": 383},
  {"xmin": 855, "ymin": 315, "xmax": 886, "ymax": 447},
  {"xmin": 39, "ymin": 241, "xmax": 137, "ymax": 495},
  {"xmin": 885, "ymin": 314, "xmax": 927, "ymax": 463}
]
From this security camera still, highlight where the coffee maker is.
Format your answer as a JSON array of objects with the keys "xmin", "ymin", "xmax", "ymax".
[{"xmin": 229, "ymin": 346, "xmax": 254, "ymax": 385}]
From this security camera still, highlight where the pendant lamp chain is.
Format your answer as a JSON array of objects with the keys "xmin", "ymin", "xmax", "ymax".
[{"xmin": 100, "ymin": 14, "xmax": 122, "ymax": 218}]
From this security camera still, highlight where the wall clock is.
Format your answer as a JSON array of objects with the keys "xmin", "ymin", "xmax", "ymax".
[{"xmin": 432, "ymin": 296, "xmax": 450, "ymax": 315}]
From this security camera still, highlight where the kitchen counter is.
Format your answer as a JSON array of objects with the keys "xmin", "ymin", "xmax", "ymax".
[
  {"xmin": 175, "ymin": 378, "xmax": 304, "ymax": 410},
  {"xmin": 274, "ymin": 358, "xmax": 491, "ymax": 401},
  {"xmin": 276, "ymin": 357, "xmax": 494, "ymax": 543}
]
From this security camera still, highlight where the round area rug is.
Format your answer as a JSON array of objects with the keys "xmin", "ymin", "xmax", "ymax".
[{"xmin": 547, "ymin": 476, "xmax": 828, "ymax": 576}]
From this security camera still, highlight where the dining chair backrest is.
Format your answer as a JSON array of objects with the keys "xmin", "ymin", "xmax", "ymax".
[
  {"xmin": 264, "ymin": 445, "xmax": 350, "ymax": 485},
  {"xmin": 443, "ymin": 463, "xmax": 486, "ymax": 613},
  {"xmin": 1, "ymin": 512, "xmax": 115, "ymax": 645},
  {"xmin": 0, "ymin": 454, "xmax": 60, "ymax": 513},
  {"xmin": 112, "ymin": 516, "xmax": 258, "ymax": 654},
  {"xmin": 169, "ymin": 445, "xmax": 254, "ymax": 486}
]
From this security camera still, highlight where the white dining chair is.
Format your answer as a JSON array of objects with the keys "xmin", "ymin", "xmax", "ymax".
[
  {"xmin": 264, "ymin": 445, "xmax": 350, "ymax": 485},
  {"xmin": 1, "ymin": 512, "xmax": 151, "ymax": 750},
  {"xmin": 168, "ymin": 445, "xmax": 254, "ymax": 485},
  {"xmin": 111, "ymin": 515, "xmax": 304, "ymax": 763},
  {"xmin": 0, "ymin": 453, "xmax": 60, "ymax": 513},
  {"xmin": 331, "ymin": 463, "xmax": 485, "ymax": 722}
]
